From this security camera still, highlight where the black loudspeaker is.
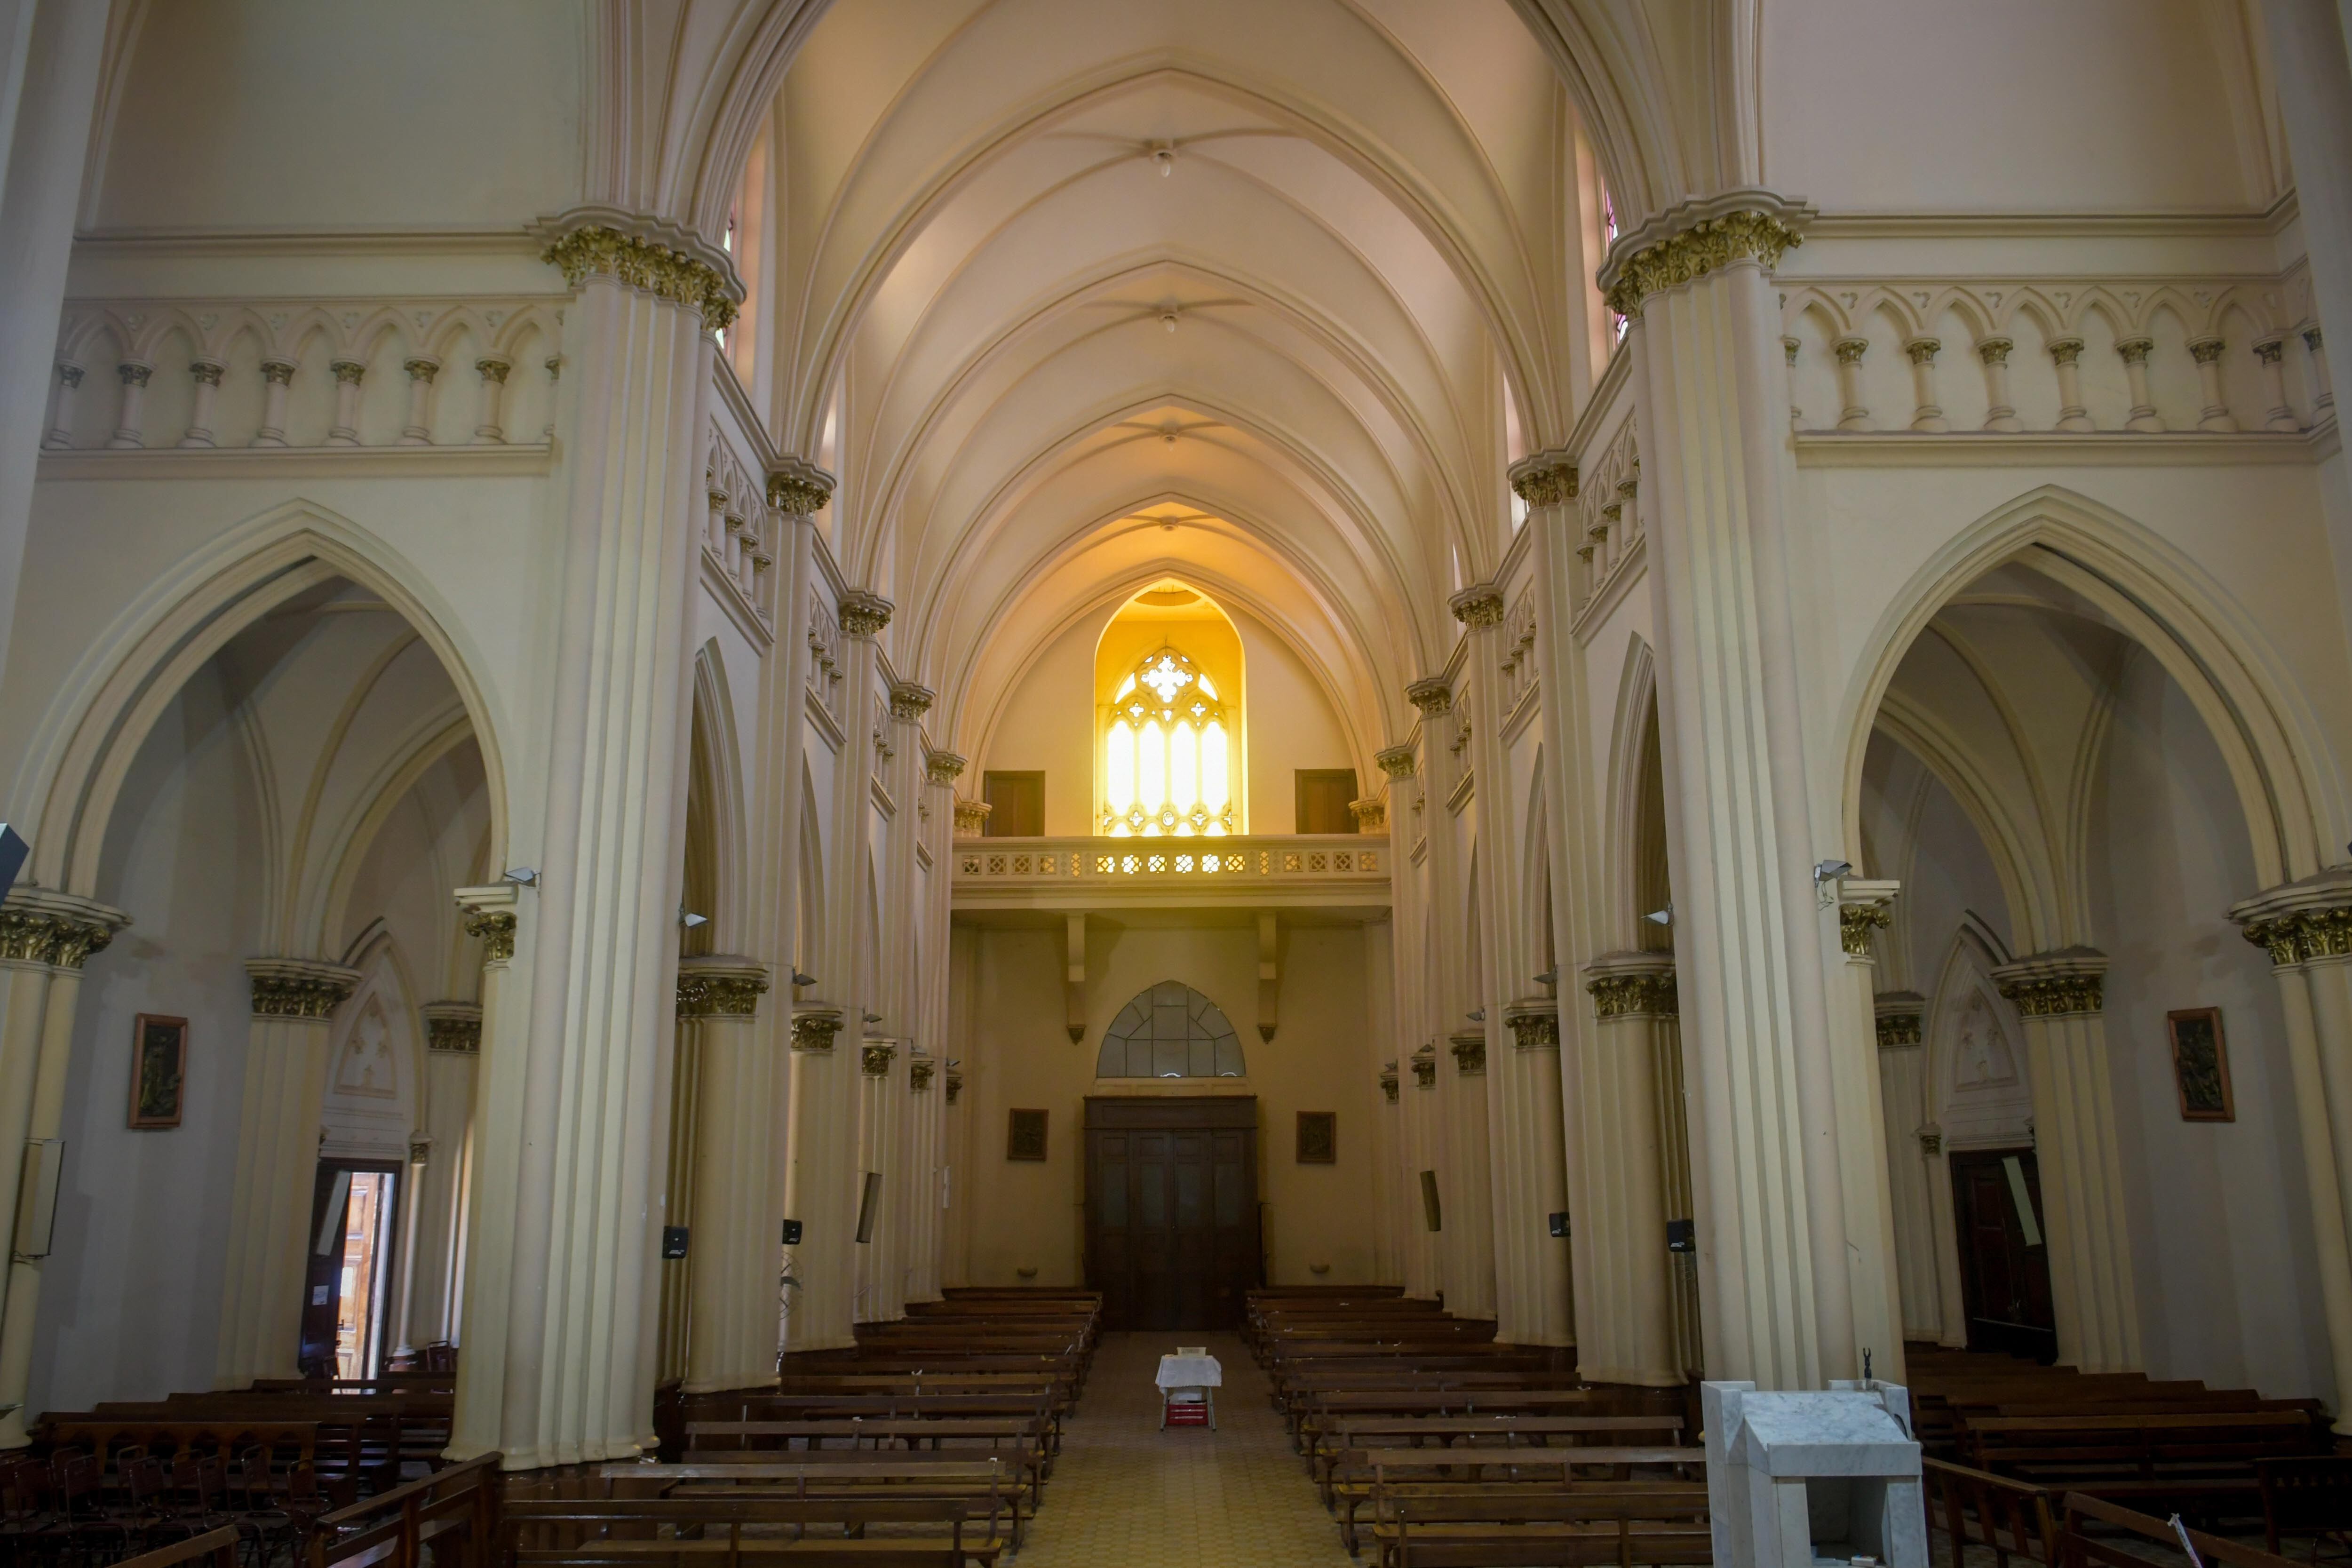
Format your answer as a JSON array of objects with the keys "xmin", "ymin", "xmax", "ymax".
[
  {"xmin": 1418, "ymin": 1170, "xmax": 1443, "ymax": 1233},
  {"xmin": 781, "ymin": 1218, "xmax": 803, "ymax": 1246},
  {"xmin": 854, "ymin": 1172, "xmax": 884, "ymax": 1244},
  {"xmin": 1548, "ymin": 1211, "xmax": 1570, "ymax": 1239},
  {"xmin": 0, "ymin": 824, "xmax": 27, "ymax": 893},
  {"xmin": 661, "ymin": 1226, "xmax": 690, "ymax": 1259},
  {"xmin": 1665, "ymin": 1218, "xmax": 1696, "ymax": 1253}
]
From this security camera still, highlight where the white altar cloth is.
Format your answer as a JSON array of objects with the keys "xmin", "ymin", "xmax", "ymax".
[{"xmin": 1155, "ymin": 1352, "xmax": 1223, "ymax": 1391}]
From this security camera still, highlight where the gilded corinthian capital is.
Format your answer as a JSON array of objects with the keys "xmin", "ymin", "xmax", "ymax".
[
  {"xmin": 1595, "ymin": 190, "xmax": 1816, "ymax": 319},
  {"xmin": 1405, "ymin": 677, "xmax": 1454, "ymax": 716},
  {"xmin": 536, "ymin": 207, "xmax": 743, "ymax": 329},
  {"xmin": 766, "ymin": 457, "xmax": 836, "ymax": 515},
  {"xmin": 889, "ymin": 682, "xmax": 936, "ymax": 722},
  {"xmin": 839, "ymin": 589, "xmax": 894, "ymax": 638},
  {"xmin": 1448, "ymin": 584, "xmax": 1506, "ymax": 629},
  {"xmin": 246, "ymin": 957, "xmax": 362, "ymax": 1019},
  {"xmin": 1992, "ymin": 947, "xmax": 2107, "ymax": 1018},
  {"xmin": 1507, "ymin": 451, "xmax": 1578, "ymax": 507}
]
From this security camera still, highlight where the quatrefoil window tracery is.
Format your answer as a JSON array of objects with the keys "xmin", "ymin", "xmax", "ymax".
[{"xmin": 1103, "ymin": 645, "xmax": 1234, "ymax": 837}]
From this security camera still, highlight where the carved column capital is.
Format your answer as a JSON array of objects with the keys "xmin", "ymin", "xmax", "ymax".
[
  {"xmin": 2231, "ymin": 869, "xmax": 2352, "ymax": 965},
  {"xmin": 1348, "ymin": 796, "xmax": 1387, "ymax": 832},
  {"xmin": 676, "ymin": 955, "xmax": 771, "ymax": 1019},
  {"xmin": 1375, "ymin": 744, "xmax": 1417, "ymax": 781},
  {"xmin": 945, "ymin": 1069, "xmax": 964, "ymax": 1105},
  {"xmin": 1873, "ymin": 990, "xmax": 1926, "ymax": 1050},
  {"xmin": 790, "ymin": 1005, "xmax": 846, "ymax": 1051},
  {"xmin": 535, "ymin": 207, "xmax": 743, "ymax": 329},
  {"xmin": 246, "ymin": 957, "xmax": 362, "ymax": 1019},
  {"xmin": 889, "ymin": 682, "xmax": 935, "ymax": 722},
  {"xmin": 1583, "ymin": 951, "xmax": 1677, "ymax": 1018},
  {"xmin": 839, "ymin": 589, "xmax": 894, "ymax": 638},
  {"xmin": 1992, "ymin": 947, "xmax": 2108, "ymax": 1017},
  {"xmin": 1448, "ymin": 1031, "xmax": 1487, "ymax": 1075},
  {"xmin": 909, "ymin": 1054, "xmax": 936, "ymax": 1091},
  {"xmin": 1507, "ymin": 450, "xmax": 1578, "ymax": 506},
  {"xmin": 455, "ymin": 883, "xmax": 521, "ymax": 964},
  {"xmin": 927, "ymin": 750, "xmax": 968, "ymax": 786},
  {"xmin": 1405, "ymin": 677, "xmax": 1454, "ymax": 716},
  {"xmin": 861, "ymin": 1040, "xmax": 897, "ymax": 1077},
  {"xmin": 0, "ymin": 889, "xmax": 129, "ymax": 970},
  {"xmin": 1379, "ymin": 1064, "xmax": 1400, "ymax": 1103},
  {"xmin": 421, "ymin": 1001, "xmax": 485, "ymax": 1054},
  {"xmin": 953, "ymin": 798, "xmax": 992, "ymax": 837},
  {"xmin": 1597, "ymin": 190, "xmax": 1816, "ymax": 318},
  {"xmin": 766, "ymin": 457, "xmax": 836, "ymax": 515},
  {"xmin": 1503, "ymin": 1001, "xmax": 1561, "ymax": 1051},
  {"xmin": 1448, "ymin": 584, "xmax": 1507, "ymax": 629},
  {"xmin": 1836, "ymin": 877, "xmax": 1900, "ymax": 958}
]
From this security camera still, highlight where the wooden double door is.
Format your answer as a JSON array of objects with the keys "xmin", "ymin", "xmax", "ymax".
[
  {"xmin": 1950, "ymin": 1147, "xmax": 2058, "ymax": 1363},
  {"xmin": 1083, "ymin": 1097, "xmax": 1260, "ymax": 1331}
]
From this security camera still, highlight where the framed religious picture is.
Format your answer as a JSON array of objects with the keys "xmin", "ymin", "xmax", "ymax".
[
  {"xmin": 2167, "ymin": 1007, "xmax": 2235, "ymax": 1122},
  {"xmin": 129, "ymin": 1014, "xmax": 188, "ymax": 1130},
  {"xmin": 1006, "ymin": 1107, "xmax": 1048, "ymax": 1161},
  {"xmin": 1296, "ymin": 1111, "xmax": 1336, "ymax": 1163}
]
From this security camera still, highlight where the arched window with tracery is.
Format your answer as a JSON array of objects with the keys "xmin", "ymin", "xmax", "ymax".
[
  {"xmin": 1095, "ymin": 980, "xmax": 1246, "ymax": 1078},
  {"xmin": 1102, "ymin": 644, "xmax": 1235, "ymax": 836}
]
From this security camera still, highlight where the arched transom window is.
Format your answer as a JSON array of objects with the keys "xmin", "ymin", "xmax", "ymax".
[
  {"xmin": 1096, "ymin": 981, "xmax": 1246, "ymax": 1079},
  {"xmin": 1102, "ymin": 645, "xmax": 1234, "ymax": 836}
]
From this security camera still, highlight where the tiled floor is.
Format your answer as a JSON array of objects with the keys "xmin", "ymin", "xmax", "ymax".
[{"xmin": 1018, "ymin": 1330, "xmax": 1354, "ymax": 1566}]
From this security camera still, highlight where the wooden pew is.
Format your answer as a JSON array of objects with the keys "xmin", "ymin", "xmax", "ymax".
[
  {"xmin": 506, "ymin": 1497, "xmax": 992, "ymax": 1568},
  {"xmin": 684, "ymin": 1418, "xmax": 1049, "ymax": 1491},
  {"xmin": 2058, "ymin": 1491, "xmax": 2298, "ymax": 1568},
  {"xmin": 605, "ymin": 1457, "xmax": 1028, "ymax": 1549},
  {"xmin": 1326, "ymin": 1448, "xmax": 1702, "ymax": 1554},
  {"xmin": 1965, "ymin": 1409, "xmax": 2327, "ymax": 1516},
  {"xmin": 1308, "ymin": 1416, "xmax": 1685, "ymax": 1507},
  {"xmin": 1380, "ymin": 1484, "xmax": 1712, "ymax": 1568},
  {"xmin": 1923, "ymin": 1456, "xmax": 2058, "ymax": 1568},
  {"xmin": 307, "ymin": 1451, "xmax": 501, "ymax": 1568}
]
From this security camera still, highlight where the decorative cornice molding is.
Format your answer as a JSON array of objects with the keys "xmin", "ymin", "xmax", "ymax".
[
  {"xmin": 246, "ymin": 957, "xmax": 361, "ymax": 1019},
  {"xmin": 535, "ymin": 207, "xmax": 740, "ymax": 328},
  {"xmin": 676, "ymin": 956, "xmax": 770, "ymax": 1019},
  {"xmin": 1448, "ymin": 584, "xmax": 1506, "ymax": 629},
  {"xmin": 1584, "ymin": 951, "xmax": 1677, "ymax": 1019},
  {"xmin": 1507, "ymin": 450, "xmax": 1578, "ymax": 506},
  {"xmin": 927, "ymin": 751, "xmax": 968, "ymax": 786},
  {"xmin": 861, "ymin": 1041, "xmax": 897, "ymax": 1077},
  {"xmin": 1405, "ymin": 677, "xmax": 1454, "ymax": 716},
  {"xmin": 1503, "ymin": 1002, "xmax": 1561, "ymax": 1051},
  {"xmin": 1992, "ymin": 947, "xmax": 2108, "ymax": 1018},
  {"xmin": 1375, "ymin": 744, "xmax": 1417, "ymax": 781},
  {"xmin": 1598, "ymin": 190, "xmax": 1816, "ymax": 318},
  {"xmin": 889, "ymin": 682, "xmax": 935, "ymax": 722},
  {"xmin": 1448, "ymin": 1030, "xmax": 1487, "ymax": 1075},
  {"xmin": 421, "ymin": 1001, "xmax": 484, "ymax": 1054},
  {"xmin": 839, "ymin": 589, "xmax": 894, "ymax": 638},
  {"xmin": 790, "ymin": 1005, "xmax": 845, "ymax": 1052},
  {"xmin": 766, "ymin": 457, "xmax": 835, "ymax": 515},
  {"xmin": 1873, "ymin": 990, "xmax": 1925, "ymax": 1050}
]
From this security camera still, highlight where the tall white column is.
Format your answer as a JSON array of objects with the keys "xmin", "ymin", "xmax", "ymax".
[
  {"xmin": 1500, "ymin": 1001, "xmax": 1573, "ymax": 1346},
  {"xmin": 679, "ymin": 956, "xmax": 775, "ymax": 1391},
  {"xmin": 908, "ymin": 748, "xmax": 963, "ymax": 1304},
  {"xmin": 449, "ymin": 215, "xmax": 731, "ymax": 1466},
  {"xmin": 1602, "ymin": 193, "xmax": 1857, "ymax": 1387},
  {"xmin": 1831, "ymin": 883, "xmax": 1907, "ymax": 1383},
  {"xmin": 853, "ymin": 1038, "xmax": 899, "ymax": 1321},
  {"xmin": 2235, "ymin": 878, "xmax": 2352, "ymax": 1430},
  {"xmin": 783, "ymin": 589, "xmax": 892, "ymax": 1350},
  {"xmin": 1574, "ymin": 954, "xmax": 1683, "ymax": 1385},
  {"xmin": 449, "ymin": 884, "xmax": 519, "ymax": 1452},
  {"xmin": 409, "ymin": 1003, "xmax": 483, "ymax": 1351},
  {"xmin": 1408, "ymin": 676, "xmax": 1496, "ymax": 1321},
  {"xmin": 869, "ymin": 680, "xmax": 933, "ymax": 1322},
  {"xmin": 216, "ymin": 960, "xmax": 363, "ymax": 1386},
  {"xmin": 0, "ymin": 0, "xmax": 107, "ymax": 692},
  {"xmin": 1375, "ymin": 745, "xmax": 1440, "ymax": 1299},
  {"xmin": 1870, "ymin": 992, "xmax": 1940, "ymax": 1342},
  {"xmin": 1363, "ymin": 907, "xmax": 1405, "ymax": 1286},
  {"xmin": 0, "ymin": 894, "xmax": 125, "ymax": 1446},
  {"xmin": 1991, "ymin": 949, "xmax": 2141, "ymax": 1372}
]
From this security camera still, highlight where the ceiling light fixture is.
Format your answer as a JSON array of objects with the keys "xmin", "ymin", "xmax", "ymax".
[{"xmin": 1153, "ymin": 145, "xmax": 1175, "ymax": 177}]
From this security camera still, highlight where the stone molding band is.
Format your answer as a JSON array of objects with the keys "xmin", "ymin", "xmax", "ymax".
[
  {"xmin": 246, "ymin": 958, "xmax": 362, "ymax": 1019},
  {"xmin": 1596, "ymin": 190, "xmax": 1817, "ymax": 319},
  {"xmin": 539, "ymin": 210, "xmax": 742, "ymax": 329}
]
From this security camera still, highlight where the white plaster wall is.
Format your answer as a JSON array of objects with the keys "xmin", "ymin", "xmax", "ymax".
[
  {"xmin": 30, "ymin": 670, "xmax": 259, "ymax": 1411},
  {"xmin": 2090, "ymin": 652, "xmax": 2332, "ymax": 1401},
  {"xmin": 93, "ymin": 0, "xmax": 583, "ymax": 231},
  {"xmin": 955, "ymin": 916, "xmax": 1380, "ymax": 1291},
  {"xmin": 1761, "ymin": 0, "xmax": 2273, "ymax": 212}
]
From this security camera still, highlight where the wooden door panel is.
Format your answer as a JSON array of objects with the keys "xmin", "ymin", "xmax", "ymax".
[
  {"xmin": 1085, "ymin": 1098, "xmax": 1258, "ymax": 1330},
  {"xmin": 1950, "ymin": 1147, "xmax": 2058, "ymax": 1363}
]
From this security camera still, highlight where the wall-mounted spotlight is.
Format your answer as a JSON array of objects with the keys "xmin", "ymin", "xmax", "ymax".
[
  {"xmin": 1643, "ymin": 903, "xmax": 1673, "ymax": 927},
  {"xmin": 1466, "ymin": 1008, "xmax": 1486, "ymax": 1023},
  {"xmin": 864, "ymin": 1011, "xmax": 883, "ymax": 1024},
  {"xmin": 679, "ymin": 908, "xmax": 708, "ymax": 929},
  {"xmin": 1533, "ymin": 966, "xmax": 1559, "ymax": 987},
  {"xmin": 501, "ymin": 867, "xmax": 540, "ymax": 887},
  {"xmin": 1813, "ymin": 860, "xmax": 1853, "ymax": 884},
  {"xmin": 792, "ymin": 970, "xmax": 818, "ymax": 987}
]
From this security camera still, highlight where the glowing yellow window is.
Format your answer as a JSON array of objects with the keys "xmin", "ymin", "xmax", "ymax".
[{"xmin": 1102, "ymin": 645, "xmax": 1235, "ymax": 837}]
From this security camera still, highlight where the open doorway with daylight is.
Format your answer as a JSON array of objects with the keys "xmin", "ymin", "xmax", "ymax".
[{"xmin": 301, "ymin": 1162, "xmax": 404, "ymax": 1378}]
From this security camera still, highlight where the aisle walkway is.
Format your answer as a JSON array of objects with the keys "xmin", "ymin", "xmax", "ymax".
[{"xmin": 1019, "ymin": 1331, "xmax": 1352, "ymax": 1567}]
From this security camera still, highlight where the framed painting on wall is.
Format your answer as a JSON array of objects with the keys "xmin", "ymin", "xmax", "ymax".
[
  {"xmin": 1296, "ymin": 1111, "xmax": 1335, "ymax": 1163},
  {"xmin": 1007, "ymin": 1107, "xmax": 1048, "ymax": 1161},
  {"xmin": 2167, "ymin": 1007, "xmax": 2234, "ymax": 1122},
  {"xmin": 129, "ymin": 1014, "xmax": 188, "ymax": 1130}
]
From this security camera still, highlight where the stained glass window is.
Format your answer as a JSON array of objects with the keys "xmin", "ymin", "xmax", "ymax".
[
  {"xmin": 1095, "ymin": 981, "xmax": 1246, "ymax": 1078},
  {"xmin": 1102, "ymin": 645, "xmax": 1234, "ymax": 836}
]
